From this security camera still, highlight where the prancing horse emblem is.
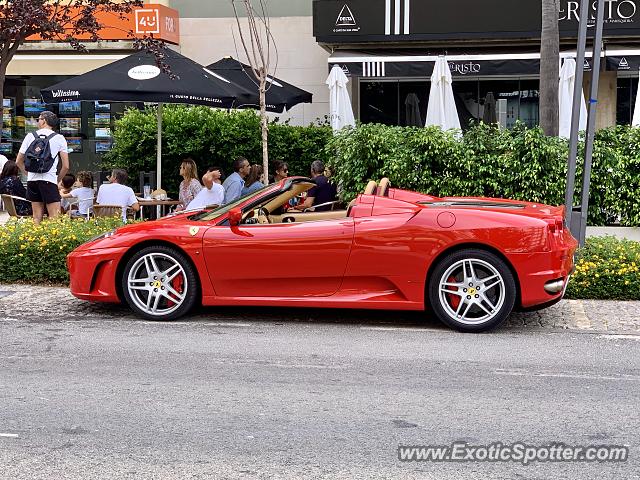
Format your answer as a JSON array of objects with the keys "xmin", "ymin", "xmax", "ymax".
[{"xmin": 189, "ymin": 226, "xmax": 200, "ymax": 236}]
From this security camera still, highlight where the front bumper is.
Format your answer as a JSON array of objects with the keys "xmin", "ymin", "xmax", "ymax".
[{"xmin": 67, "ymin": 246, "xmax": 128, "ymax": 303}]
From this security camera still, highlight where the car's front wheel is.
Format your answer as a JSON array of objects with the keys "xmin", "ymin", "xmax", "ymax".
[
  {"xmin": 428, "ymin": 249, "xmax": 516, "ymax": 332},
  {"xmin": 121, "ymin": 245, "xmax": 198, "ymax": 321}
]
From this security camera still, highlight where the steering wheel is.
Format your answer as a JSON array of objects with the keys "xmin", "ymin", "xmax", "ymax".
[{"xmin": 257, "ymin": 207, "xmax": 270, "ymax": 224}]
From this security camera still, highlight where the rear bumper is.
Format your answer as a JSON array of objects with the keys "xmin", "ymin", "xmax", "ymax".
[
  {"xmin": 511, "ymin": 244, "xmax": 577, "ymax": 309},
  {"xmin": 67, "ymin": 246, "xmax": 127, "ymax": 303}
]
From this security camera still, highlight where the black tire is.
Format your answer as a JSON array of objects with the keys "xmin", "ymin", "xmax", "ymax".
[
  {"xmin": 121, "ymin": 245, "xmax": 199, "ymax": 321},
  {"xmin": 427, "ymin": 249, "xmax": 516, "ymax": 332}
]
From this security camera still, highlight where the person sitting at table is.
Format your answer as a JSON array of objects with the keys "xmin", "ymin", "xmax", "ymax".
[
  {"xmin": 290, "ymin": 160, "xmax": 337, "ymax": 212},
  {"xmin": 241, "ymin": 164, "xmax": 264, "ymax": 196},
  {"xmin": 269, "ymin": 160, "xmax": 288, "ymax": 184},
  {"xmin": 96, "ymin": 168, "xmax": 139, "ymax": 222},
  {"xmin": 58, "ymin": 173, "xmax": 76, "ymax": 213},
  {"xmin": 187, "ymin": 166, "xmax": 225, "ymax": 210},
  {"xmin": 222, "ymin": 157, "xmax": 251, "ymax": 204},
  {"xmin": 176, "ymin": 157, "xmax": 202, "ymax": 211},
  {"xmin": 0, "ymin": 160, "xmax": 32, "ymax": 216},
  {"xmin": 60, "ymin": 171, "xmax": 94, "ymax": 219}
]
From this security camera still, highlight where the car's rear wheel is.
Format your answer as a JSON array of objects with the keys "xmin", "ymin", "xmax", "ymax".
[
  {"xmin": 428, "ymin": 249, "xmax": 516, "ymax": 332},
  {"xmin": 121, "ymin": 245, "xmax": 198, "ymax": 321}
]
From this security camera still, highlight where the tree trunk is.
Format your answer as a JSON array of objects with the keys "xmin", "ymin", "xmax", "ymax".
[
  {"xmin": 540, "ymin": 0, "xmax": 560, "ymax": 136},
  {"xmin": 0, "ymin": 62, "xmax": 6, "ymax": 144},
  {"xmin": 259, "ymin": 72, "xmax": 269, "ymax": 183}
]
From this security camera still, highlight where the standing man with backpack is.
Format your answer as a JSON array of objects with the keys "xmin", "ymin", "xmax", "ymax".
[{"xmin": 16, "ymin": 111, "xmax": 69, "ymax": 224}]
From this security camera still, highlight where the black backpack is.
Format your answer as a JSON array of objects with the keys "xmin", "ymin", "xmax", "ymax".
[{"xmin": 24, "ymin": 132, "xmax": 59, "ymax": 174}]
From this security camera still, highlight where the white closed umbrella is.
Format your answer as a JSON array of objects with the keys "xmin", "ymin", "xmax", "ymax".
[
  {"xmin": 632, "ymin": 68, "xmax": 640, "ymax": 127},
  {"xmin": 326, "ymin": 65, "xmax": 355, "ymax": 132},
  {"xmin": 425, "ymin": 56, "xmax": 461, "ymax": 131},
  {"xmin": 558, "ymin": 58, "xmax": 587, "ymax": 138}
]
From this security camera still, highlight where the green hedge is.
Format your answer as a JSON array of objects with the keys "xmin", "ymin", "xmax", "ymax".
[
  {"xmin": 326, "ymin": 122, "xmax": 640, "ymax": 226},
  {"xmin": 103, "ymin": 106, "xmax": 333, "ymax": 196},
  {"xmin": 0, "ymin": 216, "xmax": 127, "ymax": 283}
]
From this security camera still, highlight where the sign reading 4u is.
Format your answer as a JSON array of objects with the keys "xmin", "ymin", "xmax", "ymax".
[{"xmin": 136, "ymin": 9, "xmax": 161, "ymax": 34}]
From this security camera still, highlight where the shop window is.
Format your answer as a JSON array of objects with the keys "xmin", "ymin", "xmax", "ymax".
[
  {"xmin": 617, "ymin": 77, "xmax": 638, "ymax": 125},
  {"xmin": 479, "ymin": 80, "xmax": 520, "ymax": 129},
  {"xmin": 398, "ymin": 81, "xmax": 429, "ymax": 126},
  {"xmin": 2, "ymin": 75, "xmax": 137, "ymax": 172},
  {"xmin": 518, "ymin": 80, "xmax": 540, "ymax": 128},
  {"xmin": 360, "ymin": 81, "xmax": 399, "ymax": 126}
]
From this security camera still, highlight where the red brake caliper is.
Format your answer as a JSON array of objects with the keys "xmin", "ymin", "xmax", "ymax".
[
  {"xmin": 446, "ymin": 275, "xmax": 461, "ymax": 310},
  {"xmin": 167, "ymin": 274, "xmax": 184, "ymax": 308}
]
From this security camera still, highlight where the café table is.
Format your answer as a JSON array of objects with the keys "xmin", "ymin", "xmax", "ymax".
[{"xmin": 138, "ymin": 198, "xmax": 182, "ymax": 220}]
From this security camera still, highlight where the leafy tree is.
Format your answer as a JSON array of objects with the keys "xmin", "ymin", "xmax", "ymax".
[
  {"xmin": 231, "ymin": 0, "xmax": 277, "ymax": 182},
  {"xmin": 0, "ymin": 0, "xmax": 166, "ymax": 141}
]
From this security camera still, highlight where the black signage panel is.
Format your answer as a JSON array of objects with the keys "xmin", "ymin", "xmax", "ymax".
[
  {"xmin": 314, "ymin": 0, "xmax": 640, "ymax": 43},
  {"xmin": 331, "ymin": 59, "xmax": 541, "ymax": 78}
]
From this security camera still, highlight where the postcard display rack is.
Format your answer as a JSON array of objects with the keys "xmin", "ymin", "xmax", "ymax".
[{"xmin": 1, "ymin": 98, "xmax": 17, "ymax": 155}]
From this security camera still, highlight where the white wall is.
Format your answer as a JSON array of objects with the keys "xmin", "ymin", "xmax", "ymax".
[{"xmin": 179, "ymin": 16, "xmax": 330, "ymax": 126}]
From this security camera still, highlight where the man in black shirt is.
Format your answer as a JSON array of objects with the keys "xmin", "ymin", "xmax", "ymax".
[{"xmin": 295, "ymin": 160, "xmax": 337, "ymax": 212}]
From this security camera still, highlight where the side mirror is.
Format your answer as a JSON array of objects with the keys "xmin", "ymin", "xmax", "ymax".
[{"xmin": 228, "ymin": 207, "xmax": 242, "ymax": 227}]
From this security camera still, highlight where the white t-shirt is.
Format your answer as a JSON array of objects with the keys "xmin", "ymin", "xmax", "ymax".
[
  {"xmin": 0, "ymin": 154, "xmax": 8, "ymax": 172},
  {"xmin": 97, "ymin": 183, "xmax": 138, "ymax": 222},
  {"xmin": 70, "ymin": 186, "xmax": 95, "ymax": 215},
  {"xmin": 18, "ymin": 129, "xmax": 68, "ymax": 184},
  {"xmin": 187, "ymin": 183, "xmax": 224, "ymax": 210}
]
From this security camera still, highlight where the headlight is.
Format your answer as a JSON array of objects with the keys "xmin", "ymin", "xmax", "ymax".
[{"xmin": 86, "ymin": 230, "xmax": 116, "ymax": 244}]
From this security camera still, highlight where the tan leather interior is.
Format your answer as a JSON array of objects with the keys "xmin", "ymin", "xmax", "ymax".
[
  {"xmin": 378, "ymin": 178, "xmax": 390, "ymax": 196},
  {"xmin": 242, "ymin": 178, "xmax": 382, "ymax": 225},
  {"xmin": 364, "ymin": 180, "xmax": 377, "ymax": 195},
  {"xmin": 269, "ymin": 210, "xmax": 348, "ymax": 223}
]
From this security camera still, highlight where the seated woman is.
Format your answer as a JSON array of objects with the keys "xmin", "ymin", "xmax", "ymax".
[
  {"xmin": 269, "ymin": 160, "xmax": 288, "ymax": 184},
  {"xmin": 0, "ymin": 160, "xmax": 32, "ymax": 216},
  {"xmin": 177, "ymin": 158, "xmax": 203, "ymax": 211},
  {"xmin": 241, "ymin": 164, "xmax": 264, "ymax": 196}
]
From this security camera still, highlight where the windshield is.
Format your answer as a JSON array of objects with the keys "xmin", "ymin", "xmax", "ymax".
[{"xmin": 190, "ymin": 184, "xmax": 274, "ymax": 221}]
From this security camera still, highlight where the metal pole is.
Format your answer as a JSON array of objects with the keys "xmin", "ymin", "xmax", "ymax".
[
  {"xmin": 157, "ymin": 102, "xmax": 163, "ymax": 191},
  {"xmin": 565, "ymin": 0, "xmax": 590, "ymax": 230},
  {"xmin": 578, "ymin": 0, "xmax": 605, "ymax": 246}
]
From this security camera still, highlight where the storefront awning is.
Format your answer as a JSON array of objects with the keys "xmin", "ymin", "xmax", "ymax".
[{"xmin": 328, "ymin": 50, "xmax": 640, "ymax": 78}]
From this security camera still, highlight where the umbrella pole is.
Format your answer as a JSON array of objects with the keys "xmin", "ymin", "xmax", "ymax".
[{"xmin": 157, "ymin": 102, "xmax": 163, "ymax": 191}]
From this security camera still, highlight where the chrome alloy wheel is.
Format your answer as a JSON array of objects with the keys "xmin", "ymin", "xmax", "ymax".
[
  {"xmin": 127, "ymin": 252, "xmax": 188, "ymax": 317},
  {"xmin": 438, "ymin": 258, "xmax": 506, "ymax": 326}
]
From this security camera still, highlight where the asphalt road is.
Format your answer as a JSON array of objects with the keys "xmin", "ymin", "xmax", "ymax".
[{"xmin": 1, "ymin": 311, "xmax": 639, "ymax": 479}]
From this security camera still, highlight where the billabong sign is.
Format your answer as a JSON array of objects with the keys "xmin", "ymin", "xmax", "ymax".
[
  {"xmin": 619, "ymin": 57, "xmax": 631, "ymax": 69},
  {"xmin": 51, "ymin": 89, "xmax": 80, "ymax": 98}
]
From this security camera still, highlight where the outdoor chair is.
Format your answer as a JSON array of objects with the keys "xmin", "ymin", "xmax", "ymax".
[
  {"xmin": 66, "ymin": 196, "xmax": 95, "ymax": 220},
  {"xmin": 92, "ymin": 204, "xmax": 126, "ymax": 219},
  {"xmin": 0, "ymin": 194, "xmax": 32, "ymax": 219}
]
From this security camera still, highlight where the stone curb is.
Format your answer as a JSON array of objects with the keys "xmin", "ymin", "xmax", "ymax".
[{"xmin": 0, "ymin": 283, "xmax": 638, "ymax": 333}]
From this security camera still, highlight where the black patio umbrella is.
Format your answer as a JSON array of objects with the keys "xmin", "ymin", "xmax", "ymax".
[
  {"xmin": 41, "ymin": 49, "xmax": 254, "ymax": 189},
  {"xmin": 205, "ymin": 57, "xmax": 312, "ymax": 113}
]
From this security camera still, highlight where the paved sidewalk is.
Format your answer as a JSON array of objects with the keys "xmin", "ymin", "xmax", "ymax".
[{"xmin": 0, "ymin": 283, "xmax": 638, "ymax": 333}]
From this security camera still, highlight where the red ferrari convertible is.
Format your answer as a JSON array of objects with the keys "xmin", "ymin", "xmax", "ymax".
[{"xmin": 68, "ymin": 177, "xmax": 577, "ymax": 332}]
